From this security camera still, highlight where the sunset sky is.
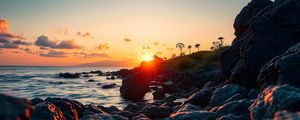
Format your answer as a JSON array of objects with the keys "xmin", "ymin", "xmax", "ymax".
[{"xmin": 0, "ymin": 0, "xmax": 250, "ymax": 67}]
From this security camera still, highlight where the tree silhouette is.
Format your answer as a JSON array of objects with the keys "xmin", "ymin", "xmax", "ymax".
[
  {"xmin": 176, "ymin": 42, "xmax": 185, "ymax": 56},
  {"xmin": 211, "ymin": 37, "xmax": 225, "ymax": 50},
  {"xmin": 188, "ymin": 45, "xmax": 192, "ymax": 54},
  {"xmin": 195, "ymin": 44, "xmax": 200, "ymax": 51}
]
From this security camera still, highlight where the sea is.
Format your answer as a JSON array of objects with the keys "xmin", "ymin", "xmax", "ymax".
[{"xmin": 0, "ymin": 66, "xmax": 152, "ymax": 108}]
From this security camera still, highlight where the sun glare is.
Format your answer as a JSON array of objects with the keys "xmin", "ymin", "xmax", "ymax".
[{"xmin": 144, "ymin": 54, "xmax": 153, "ymax": 62}]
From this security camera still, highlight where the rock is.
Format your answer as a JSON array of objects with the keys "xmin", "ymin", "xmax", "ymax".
[
  {"xmin": 83, "ymin": 74, "xmax": 92, "ymax": 77},
  {"xmin": 274, "ymin": 111, "xmax": 300, "ymax": 120},
  {"xmin": 31, "ymin": 102, "xmax": 66, "ymax": 120},
  {"xmin": 186, "ymin": 89, "xmax": 212, "ymax": 107},
  {"xmin": 131, "ymin": 114, "xmax": 151, "ymax": 120},
  {"xmin": 142, "ymin": 105, "xmax": 172, "ymax": 118},
  {"xmin": 215, "ymin": 99, "xmax": 251, "ymax": 117},
  {"xmin": 89, "ymin": 70, "xmax": 102, "ymax": 75},
  {"xmin": 0, "ymin": 93, "xmax": 32, "ymax": 120},
  {"xmin": 248, "ymin": 89, "xmax": 259, "ymax": 99},
  {"xmin": 123, "ymin": 103, "xmax": 145, "ymax": 114},
  {"xmin": 220, "ymin": 0, "xmax": 300, "ymax": 89},
  {"xmin": 111, "ymin": 111, "xmax": 133, "ymax": 119},
  {"xmin": 59, "ymin": 73, "xmax": 80, "ymax": 78},
  {"xmin": 31, "ymin": 98, "xmax": 45, "ymax": 106},
  {"xmin": 218, "ymin": 0, "xmax": 273, "ymax": 84},
  {"xmin": 84, "ymin": 104, "xmax": 106, "ymax": 115},
  {"xmin": 163, "ymin": 96, "xmax": 177, "ymax": 103},
  {"xmin": 162, "ymin": 81, "xmax": 178, "ymax": 93},
  {"xmin": 258, "ymin": 42, "xmax": 300, "ymax": 89},
  {"xmin": 97, "ymin": 83, "xmax": 102, "ymax": 85},
  {"xmin": 249, "ymin": 85, "xmax": 300, "ymax": 120},
  {"xmin": 224, "ymin": 94, "xmax": 244, "ymax": 104},
  {"xmin": 102, "ymin": 83, "xmax": 116, "ymax": 89},
  {"xmin": 210, "ymin": 84, "xmax": 248, "ymax": 107},
  {"xmin": 153, "ymin": 88, "xmax": 166, "ymax": 100},
  {"xmin": 176, "ymin": 104, "xmax": 200, "ymax": 113},
  {"xmin": 201, "ymin": 81, "xmax": 218, "ymax": 91},
  {"xmin": 80, "ymin": 113, "xmax": 128, "ymax": 120},
  {"xmin": 120, "ymin": 71, "xmax": 153, "ymax": 100},
  {"xmin": 97, "ymin": 105, "xmax": 120, "ymax": 114},
  {"xmin": 170, "ymin": 111, "xmax": 217, "ymax": 120},
  {"xmin": 87, "ymin": 79, "xmax": 95, "ymax": 82},
  {"xmin": 45, "ymin": 97, "xmax": 83, "ymax": 120},
  {"xmin": 216, "ymin": 114, "xmax": 249, "ymax": 120}
]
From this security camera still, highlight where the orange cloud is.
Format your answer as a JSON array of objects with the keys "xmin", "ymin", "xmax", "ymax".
[
  {"xmin": 35, "ymin": 35, "xmax": 82, "ymax": 49},
  {"xmin": 97, "ymin": 43, "xmax": 109, "ymax": 50},
  {"xmin": 124, "ymin": 38, "xmax": 132, "ymax": 42},
  {"xmin": 76, "ymin": 32, "xmax": 94, "ymax": 39},
  {"xmin": 0, "ymin": 19, "xmax": 9, "ymax": 33}
]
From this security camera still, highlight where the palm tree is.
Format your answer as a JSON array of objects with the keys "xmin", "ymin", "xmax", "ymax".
[
  {"xmin": 218, "ymin": 37, "xmax": 224, "ymax": 48},
  {"xmin": 188, "ymin": 45, "xmax": 192, "ymax": 54},
  {"xmin": 176, "ymin": 42, "xmax": 185, "ymax": 56},
  {"xmin": 195, "ymin": 44, "xmax": 200, "ymax": 51}
]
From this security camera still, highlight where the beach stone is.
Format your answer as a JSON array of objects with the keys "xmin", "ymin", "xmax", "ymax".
[
  {"xmin": 258, "ymin": 42, "xmax": 300, "ymax": 89},
  {"xmin": 215, "ymin": 99, "xmax": 252, "ymax": 117},
  {"xmin": 249, "ymin": 85, "xmax": 300, "ymax": 120},
  {"xmin": 153, "ymin": 88, "xmax": 166, "ymax": 100},
  {"xmin": 210, "ymin": 84, "xmax": 248, "ymax": 107},
  {"xmin": 31, "ymin": 98, "xmax": 45, "ymax": 106},
  {"xmin": 142, "ymin": 105, "xmax": 172, "ymax": 118},
  {"xmin": 170, "ymin": 111, "xmax": 217, "ymax": 120},
  {"xmin": 131, "ymin": 114, "xmax": 151, "ymax": 120},
  {"xmin": 0, "ymin": 93, "xmax": 32, "ymax": 120},
  {"xmin": 31, "ymin": 102, "xmax": 66, "ymax": 120},
  {"xmin": 45, "ymin": 97, "xmax": 81, "ymax": 120},
  {"xmin": 186, "ymin": 89, "xmax": 212, "ymax": 107}
]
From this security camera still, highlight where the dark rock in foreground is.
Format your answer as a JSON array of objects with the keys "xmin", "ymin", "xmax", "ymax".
[
  {"xmin": 31, "ymin": 102, "xmax": 66, "ymax": 120},
  {"xmin": 249, "ymin": 85, "xmax": 300, "ymax": 120},
  {"xmin": 0, "ymin": 93, "xmax": 32, "ymax": 120}
]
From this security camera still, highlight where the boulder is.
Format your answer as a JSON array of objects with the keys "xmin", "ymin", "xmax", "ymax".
[
  {"xmin": 258, "ymin": 42, "xmax": 300, "ymax": 89},
  {"xmin": 131, "ymin": 114, "xmax": 151, "ymax": 120},
  {"xmin": 170, "ymin": 111, "xmax": 217, "ymax": 120},
  {"xmin": 210, "ymin": 84, "xmax": 248, "ymax": 107},
  {"xmin": 83, "ymin": 104, "xmax": 106, "ymax": 115},
  {"xmin": 0, "ymin": 94, "xmax": 32, "ymax": 120},
  {"xmin": 142, "ymin": 105, "xmax": 172, "ymax": 118},
  {"xmin": 215, "ymin": 99, "xmax": 252, "ymax": 117},
  {"xmin": 176, "ymin": 104, "xmax": 200, "ymax": 113},
  {"xmin": 123, "ymin": 103, "xmax": 145, "ymax": 114},
  {"xmin": 31, "ymin": 98, "xmax": 45, "ymax": 106},
  {"xmin": 224, "ymin": 94, "xmax": 244, "ymax": 104},
  {"xmin": 186, "ymin": 89, "xmax": 212, "ymax": 107},
  {"xmin": 248, "ymin": 89, "xmax": 259, "ymax": 99},
  {"xmin": 45, "ymin": 97, "xmax": 82, "ymax": 120},
  {"xmin": 97, "ymin": 105, "xmax": 120, "ymax": 114},
  {"xmin": 162, "ymin": 80, "xmax": 178, "ymax": 93},
  {"xmin": 249, "ymin": 85, "xmax": 300, "ymax": 120},
  {"xmin": 220, "ymin": 0, "xmax": 300, "ymax": 89},
  {"xmin": 274, "ymin": 111, "xmax": 300, "ymax": 120},
  {"xmin": 153, "ymin": 88, "xmax": 166, "ymax": 100},
  {"xmin": 31, "ymin": 102, "xmax": 66, "ymax": 120},
  {"xmin": 79, "ymin": 113, "xmax": 128, "ymax": 120},
  {"xmin": 111, "ymin": 111, "xmax": 133, "ymax": 119},
  {"xmin": 59, "ymin": 73, "xmax": 80, "ymax": 78}
]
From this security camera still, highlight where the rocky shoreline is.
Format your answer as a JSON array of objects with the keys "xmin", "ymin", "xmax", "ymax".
[{"xmin": 1, "ymin": 0, "xmax": 300, "ymax": 120}]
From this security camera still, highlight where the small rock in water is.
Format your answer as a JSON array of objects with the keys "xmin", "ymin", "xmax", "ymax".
[
  {"xmin": 59, "ymin": 73, "xmax": 80, "ymax": 78},
  {"xmin": 86, "ymin": 79, "xmax": 95, "ymax": 82},
  {"xmin": 102, "ymin": 83, "xmax": 116, "ymax": 89}
]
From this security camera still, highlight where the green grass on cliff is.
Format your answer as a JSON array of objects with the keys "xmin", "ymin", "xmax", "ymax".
[{"xmin": 161, "ymin": 46, "xmax": 229, "ymax": 72}]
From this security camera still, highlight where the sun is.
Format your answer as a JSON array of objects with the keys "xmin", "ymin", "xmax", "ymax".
[{"xmin": 143, "ymin": 54, "xmax": 153, "ymax": 62}]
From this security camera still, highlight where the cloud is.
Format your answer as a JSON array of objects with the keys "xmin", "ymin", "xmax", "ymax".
[
  {"xmin": 97, "ymin": 43, "xmax": 109, "ymax": 50},
  {"xmin": 21, "ymin": 48, "xmax": 35, "ymax": 54},
  {"xmin": 75, "ymin": 59, "xmax": 135, "ymax": 67},
  {"xmin": 142, "ymin": 46, "xmax": 151, "ymax": 50},
  {"xmin": 154, "ymin": 42, "xmax": 159, "ymax": 46},
  {"xmin": 76, "ymin": 32, "xmax": 94, "ymax": 39},
  {"xmin": 35, "ymin": 35, "xmax": 82, "ymax": 49},
  {"xmin": 124, "ymin": 38, "xmax": 132, "ymax": 42},
  {"xmin": 73, "ymin": 52, "xmax": 110, "ymax": 58},
  {"xmin": 0, "ymin": 19, "xmax": 31, "ymax": 49},
  {"xmin": 40, "ymin": 50, "xmax": 68, "ymax": 57}
]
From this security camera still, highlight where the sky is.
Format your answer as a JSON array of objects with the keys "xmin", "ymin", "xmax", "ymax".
[{"xmin": 0, "ymin": 0, "xmax": 251, "ymax": 67}]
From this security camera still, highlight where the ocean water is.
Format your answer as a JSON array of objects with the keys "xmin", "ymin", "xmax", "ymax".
[{"xmin": 0, "ymin": 66, "xmax": 152, "ymax": 108}]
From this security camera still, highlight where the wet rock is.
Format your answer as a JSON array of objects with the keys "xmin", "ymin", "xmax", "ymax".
[
  {"xmin": 86, "ymin": 79, "xmax": 95, "ymax": 82},
  {"xmin": 80, "ymin": 113, "xmax": 128, "ymax": 120},
  {"xmin": 201, "ymin": 81, "xmax": 218, "ymax": 91},
  {"xmin": 123, "ymin": 103, "xmax": 145, "ymax": 114},
  {"xmin": 131, "ymin": 114, "xmax": 151, "ymax": 120},
  {"xmin": 170, "ymin": 111, "xmax": 217, "ymax": 120},
  {"xmin": 97, "ymin": 105, "xmax": 120, "ymax": 114},
  {"xmin": 102, "ymin": 83, "xmax": 117, "ymax": 89},
  {"xmin": 274, "ymin": 111, "xmax": 300, "ymax": 120},
  {"xmin": 31, "ymin": 98, "xmax": 45, "ymax": 106},
  {"xmin": 31, "ymin": 102, "xmax": 66, "ymax": 120},
  {"xmin": 89, "ymin": 70, "xmax": 102, "ymax": 75},
  {"xmin": 216, "ymin": 114, "xmax": 249, "ymax": 120},
  {"xmin": 186, "ymin": 89, "xmax": 212, "ymax": 107},
  {"xmin": 84, "ymin": 104, "xmax": 106, "ymax": 115},
  {"xmin": 111, "ymin": 111, "xmax": 133, "ymax": 119},
  {"xmin": 45, "ymin": 97, "xmax": 83, "ymax": 120},
  {"xmin": 248, "ymin": 89, "xmax": 259, "ymax": 99},
  {"xmin": 96, "ymin": 83, "xmax": 102, "ymax": 85},
  {"xmin": 153, "ymin": 88, "xmax": 166, "ymax": 100},
  {"xmin": 143, "ymin": 105, "xmax": 172, "ymax": 118},
  {"xmin": 215, "ymin": 99, "xmax": 251, "ymax": 117},
  {"xmin": 163, "ymin": 96, "xmax": 177, "ymax": 103},
  {"xmin": 176, "ymin": 103, "xmax": 200, "ymax": 113},
  {"xmin": 0, "ymin": 93, "xmax": 32, "ymax": 120},
  {"xmin": 59, "ymin": 73, "xmax": 80, "ymax": 78},
  {"xmin": 249, "ymin": 85, "xmax": 300, "ymax": 120},
  {"xmin": 210, "ymin": 84, "xmax": 248, "ymax": 107},
  {"xmin": 162, "ymin": 81, "xmax": 178, "ymax": 93},
  {"xmin": 258, "ymin": 42, "xmax": 300, "ymax": 89},
  {"xmin": 83, "ymin": 74, "xmax": 92, "ymax": 77},
  {"xmin": 224, "ymin": 94, "xmax": 244, "ymax": 104}
]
